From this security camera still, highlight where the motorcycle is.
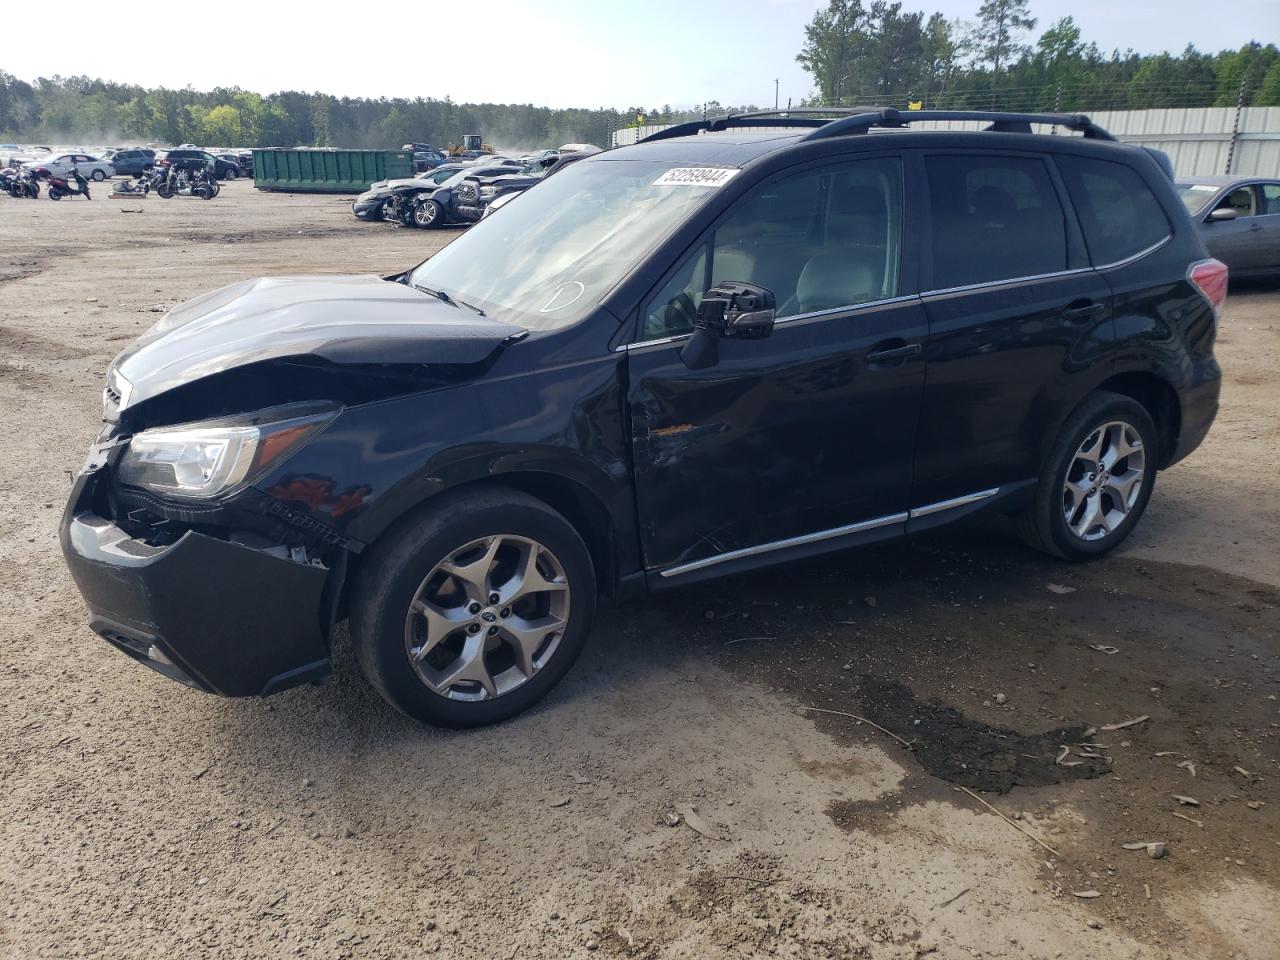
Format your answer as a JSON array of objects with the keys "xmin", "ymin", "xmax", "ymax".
[
  {"xmin": 156, "ymin": 162, "xmax": 219, "ymax": 199},
  {"xmin": 38, "ymin": 167, "xmax": 92, "ymax": 200},
  {"xmin": 4, "ymin": 166, "xmax": 40, "ymax": 198}
]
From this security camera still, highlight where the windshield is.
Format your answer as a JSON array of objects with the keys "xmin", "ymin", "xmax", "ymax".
[
  {"xmin": 1177, "ymin": 183, "xmax": 1220, "ymax": 215},
  {"xmin": 408, "ymin": 158, "xmax": 734, "ymax": 330}
]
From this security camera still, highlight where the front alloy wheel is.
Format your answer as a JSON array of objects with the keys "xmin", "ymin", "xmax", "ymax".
[
  {"xmin": 404, "ymin": 535, "xmax": 569, "ymax": 701},
  {"xmin": 352, "ymin": 486, "xmax": 596, "ymax": 727}
]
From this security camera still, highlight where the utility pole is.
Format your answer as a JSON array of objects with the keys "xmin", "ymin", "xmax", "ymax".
[
  {"xmin": 1225, "ymin": 76, "xmax": 1247, "ymax": 175},
  {"xmin": 774, "ymin": 79, "xmax": 779, "ymax": 110}
]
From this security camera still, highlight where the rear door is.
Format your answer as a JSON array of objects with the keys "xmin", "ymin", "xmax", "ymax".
[
  {"xmin": 627, "ymin": 154, "xmax": 928, "ymax": 577},
  {"xmin": 911, "ymin": 151, "xmax": 1113, "ymax": 517},
  {"xmin": 1257, "ymin": 183, "xmax": 1280, "ymax": 271}
]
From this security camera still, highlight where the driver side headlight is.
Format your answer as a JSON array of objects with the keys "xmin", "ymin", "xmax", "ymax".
[{"xmin": 116, "ymin": 406, "xmax": 336, "ymax": 500}]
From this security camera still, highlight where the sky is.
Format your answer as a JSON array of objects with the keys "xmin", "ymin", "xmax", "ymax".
[{"xmin": 8, "ymin": 0, "xmax": 1279, "ymax": 109}]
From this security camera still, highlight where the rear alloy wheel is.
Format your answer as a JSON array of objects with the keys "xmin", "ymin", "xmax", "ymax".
[
  {"xmin": 224, "ymin": 168, "xmax": 237, "ymax": 181},
  {"xmin": 91, "ymin": 169, "xmax": 105, "ymax": 181},
  {"xmin": 1061, "ymin": 421, "xmax": 1147, "ymax": 542},
  {"xmin": 352, "ymin": 487, "xmax": 596, "ymax": 727},
  {"xmin": 1017, "ymin": 391, "xmax": 1157, "ymax": 560}
]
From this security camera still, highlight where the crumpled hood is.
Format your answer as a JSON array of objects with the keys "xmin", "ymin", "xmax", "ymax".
[
  {"xmin": 366, "ymin": 176, "xmax": 433, "ymax": 194},
  {"xmin": 113, "ymin": 274, "xmax": 519, "ymax": 409}
]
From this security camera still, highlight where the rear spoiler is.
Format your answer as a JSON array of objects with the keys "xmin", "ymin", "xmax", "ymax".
[{"xmin": 1142, "ymin": 147, "xmax": 1175, "ymax": 179}]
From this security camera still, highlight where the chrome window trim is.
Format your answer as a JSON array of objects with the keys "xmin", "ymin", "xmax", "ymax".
[
  {"xmin": 657, "ymin": 485, "xmax": 1003, "ymax": 579},
  {"xmin": 908, "ymin": 487, "xmax": 1000, "ymax": 519},
  {"xmin": 658, "ymin": 511, "xmax": 908, "ymax": 578},
  {"xmin": 920, "ymin": 267, "xmax": 1091, "ymax": 299},
  {"xmin": 619, "ymin": 294, "xmax": 920, "ymax": 352},
  {"xmin": 1094, "ymin": 234, "xmax": 1171, "ymax": 271}
]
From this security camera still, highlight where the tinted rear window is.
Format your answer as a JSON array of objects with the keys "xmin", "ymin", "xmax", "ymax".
[
  {"xmin": 1058, "ymin": 156, "xmax": 1170, "ymax": 265},
  {"xmin": 925, "ymin": 154, "xmax": 1068, "ymax": 289}
]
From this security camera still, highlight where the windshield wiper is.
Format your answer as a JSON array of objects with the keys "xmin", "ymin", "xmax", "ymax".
[{"xmin": 412, "ymin": 283, "xmax": 486, "ymax": 317}]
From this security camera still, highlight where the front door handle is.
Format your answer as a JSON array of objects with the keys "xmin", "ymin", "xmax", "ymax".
[
  {"xmin": 866, "ymin": 341, "xmax": 922, "ymax": 363},
  {"xmin": 1061, "ymin": 300, "xmax": 1107, "ymax": 324}
]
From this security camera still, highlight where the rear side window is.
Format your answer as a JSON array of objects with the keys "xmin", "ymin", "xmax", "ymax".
[
  {"xmin": 925, "ymin": 155, "xmax": 1068, "ymax": 289},
  {"xmin": 1058, "ymin": 156, "xmax": 1170, "ymax": 266},
  {"xmin": 1263, "ymin": 183, "xmax": 1280, "ymax": 215}
]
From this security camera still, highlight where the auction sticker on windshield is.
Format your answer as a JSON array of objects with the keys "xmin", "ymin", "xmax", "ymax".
[{"xmin": 653, "ymin": 167, "xmax": 740, "ymax": 187}]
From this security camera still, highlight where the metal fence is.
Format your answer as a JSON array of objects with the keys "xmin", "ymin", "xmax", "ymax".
[{"xmin": 612, "ymin": 108, "xmax": 1280, "ymax": 178}]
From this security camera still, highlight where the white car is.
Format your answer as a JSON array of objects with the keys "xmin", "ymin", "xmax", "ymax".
[{"xmin": 24, "ymin": 152, "xmax": 115, "ymax": 181}]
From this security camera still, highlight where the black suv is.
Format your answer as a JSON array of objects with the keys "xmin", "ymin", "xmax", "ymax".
[
  {"xmin": 163, "ymin": 149, "xmax": 240, "ymax": 181},
  {"xmin": 61, "ymin": 110, "xmax": 1224, "ymax": 728}
]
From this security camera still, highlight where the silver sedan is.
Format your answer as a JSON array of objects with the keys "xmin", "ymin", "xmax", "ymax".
[
  {"xmin": 1176, "ymin": 175, "xmax": 1280, "ymax": 279},
  {"xmin": 24, "ymin": 152, "xmax": 116, "ymax": 181}
]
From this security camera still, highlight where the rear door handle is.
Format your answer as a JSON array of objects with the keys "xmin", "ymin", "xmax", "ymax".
[
  {"xmin": 866, "ymin": 341, "xmax": 922, "ymax": 363},
  {"xmin": 1061, "ymin": 300, "xmax": 1107, "ymax": 324}
]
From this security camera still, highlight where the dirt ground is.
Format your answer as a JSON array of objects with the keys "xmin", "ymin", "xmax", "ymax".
[{"xmin": 1, "ymin": 181, "xmax": 1277, "ymax": 960}]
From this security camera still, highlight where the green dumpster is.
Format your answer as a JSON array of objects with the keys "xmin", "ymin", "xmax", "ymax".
[{"xmin": 252, "ymin": 149, "xmax": 414, "ymax": 193}]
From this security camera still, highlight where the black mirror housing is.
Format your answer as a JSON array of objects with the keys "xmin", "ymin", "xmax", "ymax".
[{"xmin": 681, "ymin": 282, "xmax": 776, "ymax": 369}]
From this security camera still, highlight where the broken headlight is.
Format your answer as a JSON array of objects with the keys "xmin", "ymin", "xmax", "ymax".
[{"xmin": 116, "ymin": 405, "xmax": 337, "ymax": 500}]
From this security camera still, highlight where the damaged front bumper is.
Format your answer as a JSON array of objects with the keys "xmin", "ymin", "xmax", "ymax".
[{"xmin": 60, "ymin": 470, "xmax": 334, "ymax": 697}]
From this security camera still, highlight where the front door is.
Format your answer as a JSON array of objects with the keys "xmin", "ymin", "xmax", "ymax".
[{"xmin": 626, "ymin": 155, "xmax": 927, "ymax": 579}]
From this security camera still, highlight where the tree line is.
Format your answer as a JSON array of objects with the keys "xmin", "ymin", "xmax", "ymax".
[
  {"xmin": 2, "ymin": 2, "xmax": 1277, "ymax": 150},
  {"xmin": 795, "ymin": 0, "xmax": 1280, "ymax": 112}
]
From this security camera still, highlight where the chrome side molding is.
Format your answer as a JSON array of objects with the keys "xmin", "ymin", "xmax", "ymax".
[{"xmin": 658, "ymin": 486, "xmax": 1002, "ymax": 579}]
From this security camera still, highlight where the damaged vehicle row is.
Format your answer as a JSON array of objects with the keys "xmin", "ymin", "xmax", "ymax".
[{"xmin": 62, "ymin": 109, "xmax": 1224, "ymax": 728}]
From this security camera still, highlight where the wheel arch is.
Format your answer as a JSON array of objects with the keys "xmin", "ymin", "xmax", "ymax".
[
  {"xmin": 338, "ymin": 471, "xmax": 621, "ymax": 623},
  {"xmin": 1094, "ymin": 370, "xmax": 1181, "ymax": 468}
]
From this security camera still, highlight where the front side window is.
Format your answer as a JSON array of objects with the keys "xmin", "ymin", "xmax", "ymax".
[
  {"xmin": 926, "ymin": 154, "xmax": 1068, "ymax": 289},
  {"xmin": 1217, "ymin": 185, "xmax": 1257, "ymax": 218},
  {"xmin": 643, "ymin": 156, "xmax": 903, "ymax": 339}
]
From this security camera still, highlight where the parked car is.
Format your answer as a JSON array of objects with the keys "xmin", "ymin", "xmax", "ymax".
[
  {"xmin": 110, "ymin": 149, "xmax": 157, "ymax": 177},
  {"xmin": 412, "ymin": 150, "xmax": 448, "ymax": 173},
  {"xmin": 351, "ymin": 163, "xmax": 469, "ymax": 221},
  {"xmin": 214, "ymin": 153, "xmax": 246, "ymax": 180},
  {"xmin": 472, "ymin": 152, "xmax": 591, "ymax": 220},
  {"xmin": 61, "ymin": 109, "xmax": 1224, "ymax": 728},
  {"xmin": 163, "ymin": 149, "xmax": 240, "ymax": 181},
  {"xmin": 237, "ymin": 152, "xmax": 254, "ymax": 176},
  {"xmin": 1176, "ymin": 175, "xmax": 1280, "ymax": 279},
  {"xmin": 24, "ymin": 152, "xmax": 114, "ymax": 181},
  {"xmin": 160, "ymin": 149, "xmax": 216, "ymax": 177}
]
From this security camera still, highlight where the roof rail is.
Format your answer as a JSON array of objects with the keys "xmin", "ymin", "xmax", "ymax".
[{"xmin": 636, "ymin": 107, "xmax": 1115, "ymax": 145}]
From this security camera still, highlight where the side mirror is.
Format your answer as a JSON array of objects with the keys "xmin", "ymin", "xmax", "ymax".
[
  {"xmin": 680, "ymin": 282, "xmax": 776, "ymax": 370},
  {"xmin": 1208, "ymin": 207, "xmax": 1237, "ymax": 222}
]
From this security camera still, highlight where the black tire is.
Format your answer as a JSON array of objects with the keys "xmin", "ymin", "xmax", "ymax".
[
  {"xmin": 1017, "ymin": 390, "xmax": 1158, "ymax": 560},
  {"xmin": 224, "ymin": 168, "xmax": 237, "ymax": 181},
  {"xmin": 48, "ymin": 188, "xmax": 62, "ymax": 200},
  {"xmin": 410, "ymin": 197, "xmax": 443, "ymax": 228},
  {"xmin": 157, "ymin": 183, "xmax": 173, "ymax": 199},
  {"xmin": 351, "ymin": 486, "xmax": 597, "ymax": 727},
  {"xmin": 91, "ymin": 169, "xmax": 105, "ymax": 181}
]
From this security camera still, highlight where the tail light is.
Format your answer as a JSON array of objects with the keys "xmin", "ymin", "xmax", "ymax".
[{"xmin": 1188, "ymin": 258, "xmax": 1228, "ymax": 316}]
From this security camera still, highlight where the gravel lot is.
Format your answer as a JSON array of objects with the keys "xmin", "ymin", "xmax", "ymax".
[{"xmin": 1, "ymin": 181, "xmax": 1277, "ymax": 960}]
